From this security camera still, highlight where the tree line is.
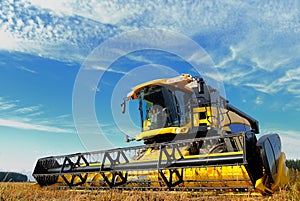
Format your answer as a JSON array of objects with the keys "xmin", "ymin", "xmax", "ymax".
[
  {"xmin": 286, "ymin": 159, "xmax": 300, "ymax": 171},
  {"xmin": 0, "ymin": 172, "xmax": 28, "ymax": 182}
]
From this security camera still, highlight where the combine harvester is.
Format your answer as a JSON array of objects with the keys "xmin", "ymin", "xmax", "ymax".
[{"xmin": 33, "ymin": 74, "xmax": 290, "ymax": 195}]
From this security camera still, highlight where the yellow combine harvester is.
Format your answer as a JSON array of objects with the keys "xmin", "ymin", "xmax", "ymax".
[{"xmin": 33, "ymin": 74, "xmax": 290, "ymax": 195}]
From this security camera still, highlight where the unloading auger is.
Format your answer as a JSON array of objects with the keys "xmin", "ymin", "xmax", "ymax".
[{"xmin": 33, "ymin": 74, "xmax": 290, "ymax": 194}]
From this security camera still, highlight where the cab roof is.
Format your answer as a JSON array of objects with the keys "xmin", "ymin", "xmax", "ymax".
[{"xmin": 126, "ymin": 74, "xmax": 194, "ymax": 100}]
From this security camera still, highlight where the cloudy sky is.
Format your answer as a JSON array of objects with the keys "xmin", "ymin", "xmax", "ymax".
[{"xmin": 0, "ymin": 0, "xmax": 299, "ymax": 174}]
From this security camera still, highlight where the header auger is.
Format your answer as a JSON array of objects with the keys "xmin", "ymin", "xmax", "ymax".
[{"xmin": 33, "ymin": 74, "xmax": 290, "ymax": 195}]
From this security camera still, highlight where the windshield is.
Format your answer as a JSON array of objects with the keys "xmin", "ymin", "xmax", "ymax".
[{"xmin": 139, "ymin": 86, "xmax": 191, "ymax": 131}]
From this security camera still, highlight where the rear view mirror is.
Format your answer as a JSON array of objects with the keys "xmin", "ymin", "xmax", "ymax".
[
  {"xmin": 197, "ymin": 78, "xmax": 204, "ymax": 94},
  {"xmin": 121, "ymin": 99, "xmax": 126, "ymax": 114}
]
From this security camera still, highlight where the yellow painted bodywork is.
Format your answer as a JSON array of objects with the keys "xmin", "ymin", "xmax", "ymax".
[
  {"xmin": 55, "ymin": 148, "xmax": 254, "ymax": 192},
  {"xmin": 136, "ymin": 105, "xmax": 252, "ymax": 141},
  {"xmin": 135, "ymin": 126, "xmax": 190, "ymax": 141},
  {"xmin": 255, "ymin": 152, "xmax": 290, "ymax": 194},
  {"xmin": 126, "ymin": 74, "xmax": 252, "ymax": 141}
]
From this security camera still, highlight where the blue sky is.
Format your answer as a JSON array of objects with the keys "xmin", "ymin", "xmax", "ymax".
[{"xmin": 0, "ymin": 0, "xmax": 300, "ymax": 175}]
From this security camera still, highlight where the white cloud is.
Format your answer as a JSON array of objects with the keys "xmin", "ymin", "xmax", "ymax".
[
  {"xmin": 0, "ymin": 98, "xmax": 18, "ymax": 111},
  {"xmin": 14, "ymin": 105, "xmax": 41, "ymax": 114},
  {"xmin": 0, "ymin": 30, "xmax": 20, "ymax": 51},
  {"xmin": 27, "ymin": 111, "xmax": 44, "ymax": 117},
  {"xmin": 255, "ymin": 96, "xmax": 263, "ymax": 105},
  {"xmin": 243, "ymin": 83, "xmax": 275, "ymax": 94},
  {"xmin": 126, "ymin": 54, "xmax": 154, "ymax": 65},
  {"xmin": 0, "ymin": 102, "xmax": 17, "ymax": 110},
  {"xmin": 0, "ymin": 118, "xmax": 74, "ymax": 133},
  {"xmin": 278, "ymin": 67, "xmax": 300, "ymax": 83},
  {"xmin": 243, "ymin": 67, "xmax": 300, "ymax": 96},
  {"xmin": 0, "ymin": 0, "xmax": 102, "ymax": 63},
  {"xmin": 17, "ymin": 66, "xmax": 37, "ymax": 74},
  {"xmin": 91, "ymin": 65, "xmax": 127, "ymax": 74},
  {"xmin": 0, "ymin": 97, "xmax": 75, "ymax": 134},
  {"xmin": 215, "ymin": 46, "xmax": 237, "ymax": 69},
  {"xmin": 0, "ymin": 0, "xmax": 298, "ymax": 67}
]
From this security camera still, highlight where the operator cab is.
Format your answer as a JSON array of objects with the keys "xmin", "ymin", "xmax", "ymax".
[
  {"xmin": 139, "ymin": 85, "xmax": 191, "ymax": 131},
  {"xmin": 123, "ymin": 74, "xmax": 258, "ymax": 144},
  {"xmin": 135, "ymin": 85, "xmax": 192, "ymax": 143}
]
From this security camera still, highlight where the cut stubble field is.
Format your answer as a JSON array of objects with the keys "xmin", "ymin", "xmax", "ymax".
[{"xmin": 0, "ymin": 170, "xmax": 299, "ymax": 201}]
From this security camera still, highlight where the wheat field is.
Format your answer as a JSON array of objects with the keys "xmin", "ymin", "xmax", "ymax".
[{"xmin": 0, "ymin": 171, "xmax": 299, "ymax": 201}]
